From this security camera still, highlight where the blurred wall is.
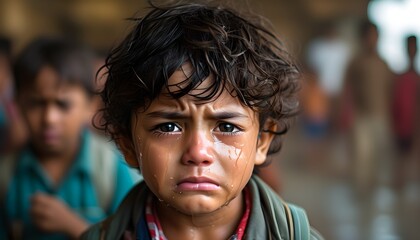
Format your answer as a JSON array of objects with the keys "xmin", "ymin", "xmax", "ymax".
[{"xmin": 0, "ymin": 0, "xmax": 370, "ymax": 56}]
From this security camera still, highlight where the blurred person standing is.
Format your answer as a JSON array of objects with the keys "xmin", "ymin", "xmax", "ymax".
[
  {"xmin": 392, "ymin": 35, "xmax": 420, "ymax": 187},
  {"xmin": 306, "ymin": 23, "xmax": 351, "ymax": 132},
  {"xmin": 0, "ymin": 37, "xmax": 12, "ymax": 148},
  {"xmin": 299, "ymin": 68, "xmax": 330, "ymax": 167},
  {"xmin": 305, "ymin": 24, "xmax": 352, "ymax": 174},
  {"xmin": 343, "ymin": 20, "xmax": 395, "ymax": 191},
  {"xmin": 0, "ymin": 37, "xmax": 27, "ymax": 154},
  {"xmin": 0, "ymin": 38, "xmax": 137, "ymax": 240}
]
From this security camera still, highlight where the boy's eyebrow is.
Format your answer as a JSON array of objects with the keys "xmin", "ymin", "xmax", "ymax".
[
  {"xmin": 146, "ymin": 111, "xmax": 187, "ymax": 119},
  {"xmin": 145, "ymin": 111, "xmax": 249, "ymax": 120},
  {"xmin": 211, "ymin": 111, "xmax": 249, "ymax": 120}
]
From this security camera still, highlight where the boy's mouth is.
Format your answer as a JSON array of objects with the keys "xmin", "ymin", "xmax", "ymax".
[
  {"xmin": 41, "ymin": 129, "xmax": 61, "ymax": 144},
  {"xmin": 176, "ymin": 177, "xmax": 220, "ymax": 191}
]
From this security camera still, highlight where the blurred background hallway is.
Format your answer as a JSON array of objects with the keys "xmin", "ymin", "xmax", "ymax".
[{"xmin": 275, "ymin": 124, "xmax": 420, "ymax": 240}]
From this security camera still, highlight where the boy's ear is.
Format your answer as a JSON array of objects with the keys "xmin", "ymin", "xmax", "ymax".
[
  {"xmin": 255, "ymin": 119, "xmax": 277, "ymax": 165},
  {"xmin": 116, "ymin": 136, "xmax": 139, "ymax": 167}
]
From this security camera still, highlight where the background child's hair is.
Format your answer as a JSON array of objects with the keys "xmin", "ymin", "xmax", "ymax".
[
  {"xmin": 97, "ymin": 1, "xmax": 301, "ymax": 154},
  {"xmin": 14, "ymin": 37, "xmax": 95, "ymax": 97}
]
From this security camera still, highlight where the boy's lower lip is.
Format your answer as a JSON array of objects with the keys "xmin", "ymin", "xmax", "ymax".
[
  {"xmin": 41, "ymin": 133, "xmax": 60, "ymax": 144},
  {"xmin": 176, "ymin": 182, "xmax": 220, "ymax": 191}
]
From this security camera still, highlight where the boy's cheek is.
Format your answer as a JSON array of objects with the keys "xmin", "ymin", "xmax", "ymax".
[{"xmin": 116, "ymin": 136, "xmax": 140, "ymax": 167}]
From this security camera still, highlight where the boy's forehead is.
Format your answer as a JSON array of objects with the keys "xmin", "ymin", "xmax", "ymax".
[
  {"xmin": 165, "ymin": 63, "xmax": 195, "ymax": 87},
  {"xmin": 34, "ymin": 66, "xmax": 61, "ymax": 86},
  {"xmin": 22, "ymin": 66, "xmax": 88, "ymax": 98},
  {"xmin": 165, "ymin": 64, "xmax": 218, "ymax": 96},
  {"xmin": 145, "ymin": 86, "xmax": 256, "ymax": 120},
  {"xmin": 137, "ymin": 63, "xmax": 256, "ymax": 118}
]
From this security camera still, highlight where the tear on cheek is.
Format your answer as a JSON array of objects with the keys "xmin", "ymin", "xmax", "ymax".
[
  {"xmin": 214, "ymin": 141, "xmax": 244, "ymax": 165},
  {"xmin": 138, "ymin": 154, "xmax": 143, "ymax": 174}
]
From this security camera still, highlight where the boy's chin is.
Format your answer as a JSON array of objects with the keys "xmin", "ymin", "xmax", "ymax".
[
  {"xmin": 34, "ymin": 142, "xmax": 65, "ymax": 157},
  {"xmin": 160, "ymin": 195, "xmax": 237, "ymax": 216}
]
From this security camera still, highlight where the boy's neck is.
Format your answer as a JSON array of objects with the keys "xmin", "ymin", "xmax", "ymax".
[
  {"xmin": 156, "ymin": 191, "xmax": 245, "ymax": 240},
  {"xmin": 35, "ymin": 141, "xmax": 80, "ymax": 186}
]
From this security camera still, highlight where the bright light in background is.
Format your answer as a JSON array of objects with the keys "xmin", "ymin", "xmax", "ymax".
[{"xmin": 368, "ymin": 0, "xmax": 420, "ymax": 73}]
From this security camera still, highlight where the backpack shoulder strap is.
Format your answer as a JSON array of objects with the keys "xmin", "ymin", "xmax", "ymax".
[
  {"xmin": 89, "ymin": 134, "xmax": 117, "ymax": 211},
  {"xmin": 0, "ymin": 153, "xmax": 16, "ymax": 202},
  {"xmin": 287, "ymin": 203, "xmax": 311, "ymax": 240},
  {"xmin": 282, "ymin": 200, "xmax": 295, "ymax": 240},
  {"xmin": 0, "ymin": 153, "xmax": 17, "ymax": 239}
]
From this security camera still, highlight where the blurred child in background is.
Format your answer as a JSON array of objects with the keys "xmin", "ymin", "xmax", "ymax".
[{"xmin": 0, "ymin": 38, "xmax": 138, "ymax": 240}]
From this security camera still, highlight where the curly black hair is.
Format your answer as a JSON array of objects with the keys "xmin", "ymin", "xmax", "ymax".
[{"xmin": 97, "ymin": 1, "xmax": 300, "ymax": 154}]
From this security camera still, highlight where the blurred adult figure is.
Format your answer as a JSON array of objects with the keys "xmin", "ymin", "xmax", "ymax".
[
  {"xmin": 0, "ymin": 38, "xmax": 137, "ymax": 240},
  {"xmin": 299, "ymin": 68, "xmax": 330, "ymax": 166},
  {"xmin": 343, "ymin": 20, "xmax": 394, "ymax": 191},
  {"xmin": 392, "ymin": 35, "xmax": 420, "ymax": 187},
  {"xmin": 306, "ymin": 23, "xmax": 351, "ymax": 132}
]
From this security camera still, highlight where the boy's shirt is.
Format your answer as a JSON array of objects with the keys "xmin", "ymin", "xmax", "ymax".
[
  {"xmin": 0, "ymin": 130, "xmax": 138, "ymax": 240},
  {"xmin": 141, "ymin": 186, "xmax": 251, "ymax": 240},
  {"xmin": 81, "ymin": 175, "xmax": 324, "ymax": 240}
]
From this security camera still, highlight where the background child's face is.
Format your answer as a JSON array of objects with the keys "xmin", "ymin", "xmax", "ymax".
[
  {"xmin": 18, "ymin": 66, "xmax": 93, "ymax": 156},
  {"xmin": 129, "ymin": 68, "xmax": 272, "ymax": 215}
]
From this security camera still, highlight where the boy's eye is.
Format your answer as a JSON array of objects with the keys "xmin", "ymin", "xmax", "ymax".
[
  {"xmin": 56, "ymin": 100, "xmax": 72, "ymax": 111},
  {"xmin": 217, "ymin": 123, "xmax": 240, "ymax": 133},
  {"xmin": 157, "ymin": 123, "xmax": 181, "ymax": 132}
]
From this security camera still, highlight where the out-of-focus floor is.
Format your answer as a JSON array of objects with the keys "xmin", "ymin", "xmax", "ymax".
[{"xmin": 274, "ymin": 127, "xmax": 420, "ymax": 240}]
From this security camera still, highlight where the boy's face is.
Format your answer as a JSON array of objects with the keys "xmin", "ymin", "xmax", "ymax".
[
  {"xmin": 128, "ymin": 67, "xmax": 274, "ymax": 215},
  {"xmin": 18, "ymin": 66, "xmax": 93, "ymax": 156}
]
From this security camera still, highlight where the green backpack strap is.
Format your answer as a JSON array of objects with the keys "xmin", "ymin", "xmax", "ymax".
[
  {"xmin": 89, "ymin": 134, "xmax": 117, "ymax": 212},
  {"xmin": 287, "ymin": 203, "xmax": 311, "ymax": 240},
  {"xmin": 0, "ymin": 153, "xmax": 17, "ymax": 239},
  {"xmin": 0, "ymin": 154, "xmax": 16, "ymax": 204}
]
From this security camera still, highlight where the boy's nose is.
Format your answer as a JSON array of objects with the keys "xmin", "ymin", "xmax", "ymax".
[
  {"xmin": 43, "ymin": 106, "xmax": 61, "ymax": 125},
  {"xmin": 181, "ymin": 130, "xmax": 214, "ymax": 166}
]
